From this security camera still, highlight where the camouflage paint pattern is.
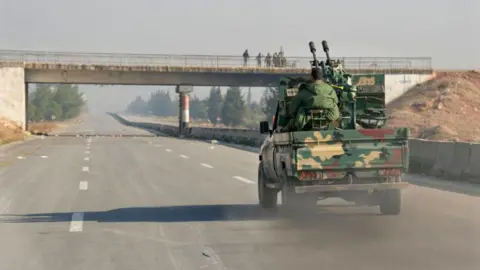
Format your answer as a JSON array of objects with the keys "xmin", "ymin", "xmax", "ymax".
[
  {"xmin": 351, "ymin": 74, "xmax": 385, "ymax": 91},
  {"xmin": 293, "ymin": 128, "xmax": 409, "ymax": 179}
]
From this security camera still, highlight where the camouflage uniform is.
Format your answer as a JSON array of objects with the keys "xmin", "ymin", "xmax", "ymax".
[{"xmin": 282, "ymin": 80, "xmax": 340, "ymax": 131}]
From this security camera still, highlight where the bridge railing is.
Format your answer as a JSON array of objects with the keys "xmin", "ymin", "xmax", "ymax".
[{"xmin": 0, "ymin": 50, "xmax": 432, "ymax": 70}]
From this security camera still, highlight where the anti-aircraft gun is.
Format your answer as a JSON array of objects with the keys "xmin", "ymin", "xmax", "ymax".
[
  {"xmin": 276, "ymin": 40, "xmax": 388, "ymax": 130},
  {"xmin": 311, "ymin": 40, "xmax": 387, "ymax": 129}
]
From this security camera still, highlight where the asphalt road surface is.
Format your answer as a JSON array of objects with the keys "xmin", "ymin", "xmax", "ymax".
[{"xmin": 0, "ymin": 113, "xmax": 479, "ymax": 270}]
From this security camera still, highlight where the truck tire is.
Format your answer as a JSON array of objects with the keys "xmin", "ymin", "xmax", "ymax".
[
  {"xmin": 258, "ymin": 162, "xmax": 278, "ymax": 209},
  {"xmin": 379, "ymin": 190, "xmax": 401, "ymax": 215}
]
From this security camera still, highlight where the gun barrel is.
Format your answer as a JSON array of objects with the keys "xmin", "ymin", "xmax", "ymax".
[
  {"xmin": 321, "ymin": 40, "xmax": 331, "ymax": 65},
  {"xmin": 309, "ymin": 41, "xmax": 316, "ymax": 53},
  {"xmin": 321, "ymin": 40, "xmax": 329, "ymax": 52},
  {"xmin": 309, "ymin": 41, "xmax": 320, "ymax": 69}
]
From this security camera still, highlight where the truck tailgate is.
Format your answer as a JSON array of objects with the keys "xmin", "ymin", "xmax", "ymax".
[{"xmin": 293, "ymin": 128, "xmax": 409, "ymax": 171}]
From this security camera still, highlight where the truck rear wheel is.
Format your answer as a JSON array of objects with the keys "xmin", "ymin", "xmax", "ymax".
[
  {"xmin": 258, "ymin": 162, "xmax": 278, "ymax": 209},
  {"xmin": 379, "ymin": 190, "xmax": 401, "ymax": 215}
]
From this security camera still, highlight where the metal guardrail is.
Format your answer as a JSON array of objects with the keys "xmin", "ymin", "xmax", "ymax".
[{"xmin": 0, "ymin": 50, "xmax": 432, "ymax": 70}]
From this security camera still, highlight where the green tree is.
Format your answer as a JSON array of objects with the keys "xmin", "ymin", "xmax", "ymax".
[
  {"xmin": 207, "ymin": 87, "xmax": 223, "ymax": 125},
  {"xmin": 52, "ymin": 84, "xmax": 84, "ymax": 119},
  {"xmin": 246, "ymin": 87, "xmax": 252, "ymax": 108},
  {"xmin": 28, "ymin": 103, "xmax": 41, "ymax": 122},
  {"xmin": 221, "ymin": 86, "xmax": 245, "ymax": 127},
  {"xmin": 31, "ymin": 85, "xmax": 54, "ymax": 120},
  {"xmin": 126, "ymin": 96, "xmax": 148, "ymax": 114},
  {"xmin": 190, "ymin": 95, "xmax": 208, "ymax": 120},
  {"xmin": 148, "ymin": 90, "xmax": 175, "ymax": 116},
  {"xmin": 260, "ymin": 87, "xmax": 279, "ymax": 120},
  {"xmin": 46, "ymin": 101, "xmax": 63, "ymax": 120},
  {"xmin": 28, "ymin": 84, "xmax": 85, "ymax": 121}
]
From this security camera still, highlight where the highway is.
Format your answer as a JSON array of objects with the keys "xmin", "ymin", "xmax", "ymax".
[{"xmin": 0, "ymin": 113, "xmax": 479, "ymax": 270}]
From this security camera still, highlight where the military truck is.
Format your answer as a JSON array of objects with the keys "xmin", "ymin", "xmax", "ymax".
[{"xmin": 257, "ymin": 41, "xmax": 409, "ymax": 215}]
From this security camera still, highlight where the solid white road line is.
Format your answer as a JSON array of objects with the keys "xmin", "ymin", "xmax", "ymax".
[
  {"xmin": 69, "ymin": 212, "xmax": 84, "ymax": 232},
  {"xmin": 180, "ymin": 155, "xmax": 189, "ymax": 159},
  {"xmin": 233, "ymin": 176, "xmax": 255, "ymax": 184},
  {"xmin": 200, "ymin": 163, "xmax": 213, "ymax": 169},
  {"xmin": 82, "ymin": 166, "xmax": 89, "ymax": 172},
  {"xmin": 79, "ymin": 181, "xmax": 88, "ymax": 190}
]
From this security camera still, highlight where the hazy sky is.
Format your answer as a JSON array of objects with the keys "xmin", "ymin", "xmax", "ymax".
[{"xmin": 1, "ymin": 0, "xmax": 477, "ymax": 112}]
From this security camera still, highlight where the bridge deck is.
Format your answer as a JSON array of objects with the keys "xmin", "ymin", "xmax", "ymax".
[
  {"xmin": 0, "ymin": 62, "xmax": 434, "ymax": 75},
  {"xmin": 0, "ymin": 50, "xmax": 433, "ymax": 74}
]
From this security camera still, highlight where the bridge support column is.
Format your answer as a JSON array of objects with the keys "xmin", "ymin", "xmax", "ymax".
[
  {"xmin": 25, "ymin": 83, "xmax": 29, "ymax": 131},
  {"xmin": 175, "ymin": 85, "xmax": 194, "ymax": 137},
  {"xmin": 0, "ymin": 67, "xmax": 26, "ymax": 130}
]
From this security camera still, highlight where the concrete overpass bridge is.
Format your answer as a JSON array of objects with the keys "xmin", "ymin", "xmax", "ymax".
[{"xmin": 0, "ymin": 49, "xmax": 433, "ymax": 131}]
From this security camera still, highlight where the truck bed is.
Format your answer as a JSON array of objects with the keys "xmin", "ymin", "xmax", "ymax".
[{"xmin": 273, "ymin": 128, "xmax": 409, "ymax": 179}]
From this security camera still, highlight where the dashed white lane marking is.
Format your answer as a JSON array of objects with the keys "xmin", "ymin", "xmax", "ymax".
[
  {"xmin": 69, "ymin": 212, "xmax": 84, "ymax": 232},
  {"xmin": 86, "ymin": 145, "xmax": 90, "ymax": 149},
  {"xmin": 40, "ymin": 155, "xmax": 48, "ymax": 159},
  {"xmin": 154, "ymin": 144, "xmax": 162, "ymax": 147},
  {"xmin": 180, "ymin": 155, "xmax": 189, "ymax": 159},
  {"xmin": 84, "ymin": 150, "xmax": 90, "ymax": 154},
  {"xmin": 233, "ymin": 176, "xmax": 255, "ymax": 184},
  {"xmin": 82, "ymin": 166, "xmax": 89, "ymax": 172},
  {"xmin": 148, "ymin": 141, "xmax": 152, "ymax": 144},
  {"xmin": 17, "ymin": 156, "xmax": 25, "ymax": 160},
  {"xmin": 166, "ymin": 149, "xmax": 172, "ymax": 152},
  {"xmin": 84, "ymin": 157, "xmax": 90, "ymax": 161},
  {"xmin": 200, "ymin": 163, "xmax": 213, "ymax": 169},
  {"xmin": 79, "ymin": 181, "xmax": 88, "ymax": 190}
]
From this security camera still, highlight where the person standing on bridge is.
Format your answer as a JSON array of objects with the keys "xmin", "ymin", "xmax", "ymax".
[
  {"xmin": 265, "ymin": 53, "xmax": 272, "ymax": 67},
  {"xmin": 243, "ymin": 49, "xmax": 250, "ymax": 67},
  {"xmin": 256, "ymin": 53, "xmax": 263, "ymax": 67}
]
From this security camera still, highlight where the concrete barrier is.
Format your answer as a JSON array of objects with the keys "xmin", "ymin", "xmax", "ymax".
[
  {"xmin": 409, "ymin": 139, "xmax": 438, "ymax": 172},
  {"xmin": 114, "ymin": 113, "xmax": 479, "ymax": 183},
  {"xmin": 431, "ymin": 141, "xmax": 455, "ymax": 177},
  {"xmin": 449, "ymin": 142, "xmax": 471, "ymax": 179},
  {"xmin": 469, "ymin": 144, "xmax": 480, "ymax": 183}
]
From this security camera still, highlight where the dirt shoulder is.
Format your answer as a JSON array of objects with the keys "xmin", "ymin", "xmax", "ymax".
[
  {"xmin": 0, "ymin": 117, "xmax": 26, "ymax": 145},
  {"xmin": 387, "ymin": 71, "xmax": 480, "ymax": 142},
  {"xmin": 0, "ymin": 115, "xmax": 85, "ymax": 145}
]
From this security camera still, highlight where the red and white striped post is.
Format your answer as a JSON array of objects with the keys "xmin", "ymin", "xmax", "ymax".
[
  {"xmin": 180, "ymin": 93, "xmax": 190, "ymax": 130},
  {"xmin": 176, "ymin": 85, "xmax": 193, "ymax": 137}
]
